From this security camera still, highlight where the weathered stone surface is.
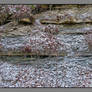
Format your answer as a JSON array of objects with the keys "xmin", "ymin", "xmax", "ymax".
[
  {"xmin": 0, "ymin": 29, "xmax": 66, "ymax": 56},
  {"xmin": 0, "ymin": 11, "xmax": 10, "ymax": 25},
  {"xmin": 18, "ymin": 15, "xmax": 35, "ymax": 24},
  {"xmin": 42, "ymin": 24, "xmax": 59, "ymax": 35},
  {"xmin": 84, "ymin": 30, "xmax": 92, "ymax": 51},
  {"xmin": 40, "ymin": 6, "xmax": 92, "ymax": 24},
  {"xmin": 22, "ymin": 30, "xmax": 66, "ymax": 55}
]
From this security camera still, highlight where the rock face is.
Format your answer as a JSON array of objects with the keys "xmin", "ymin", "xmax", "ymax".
[
  {"xmin": 22, "ymin": 30, "xmax": 65, "ymax": 55},
  {"xmin": 40, "ymin": 5, "xmax": 92, "ymax": 24},
  {"xmin": 0, "ymin": 29, "xmax": 66, "ymax": 55},
  {"xmin": 0, "ymin": 5, "xmax": 92, "ymax": 55},
  {"xmin": 19, "ymin": 15, "xmax": 35, "ymax": 24},
  {"xmin": 0, "ymin": 5, "xmax": 33, "ymax": 25},
  {"xmin": 85, "ymin": 30, "xmax": 92, "ymax": 51},
  {"xmin": 0, "ymin": 10, "xmax": 10, "ymax": 25},
  {"xmin": 42, "ymin": 24, "xmax": 59, "ymax": 35},
  {"xmin": 31, "ymin": 5, "xmax": 49, "ymax": 14},
  {"xmin": 0, "ymin": 5, "xmax": 92, "ymax": 88}
]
